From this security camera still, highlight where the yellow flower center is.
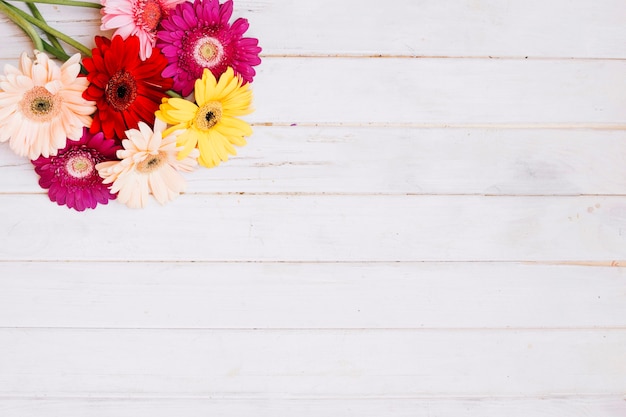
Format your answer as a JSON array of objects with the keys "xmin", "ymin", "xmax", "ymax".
[
  {"xmin": 19, "ymin": 86, "xmax": 61, "ymax": 122},
  {"xmin": 65, "ymin": 153, "xmax": 94, "ymax": 178},
  {"xmin": 193, "ymin": 37, "xmax": 224, "ymax": 68},
  {"xmin": 194, "ymin": 101, "xmax": 223, "ymax": 131},
  {"xmin": 136, "ymin": 152, "xmax": 166, "ymax": 173}
]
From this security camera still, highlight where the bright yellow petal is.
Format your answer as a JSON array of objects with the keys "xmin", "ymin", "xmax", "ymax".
[
  {"xmin": 195, "ymin": 69, "xmax": 217, "ymax": 106},
  {"xmin": 221, "ymin": 88, "xmax": 253, "ymax": 115},
  {"xmin": 158, "ymin": 97, "xmax": 198, "ymax": 124},
  {"xmin": 217, "ymin": 116, "xmax": 253, "ymax": 137},
  {"xmin": 175, "ymin": 128, "xmax": 201, "ymax": 160},
  {"xmin": 213, "ymin": 68, "xmax": 239, "ymax": 100}
]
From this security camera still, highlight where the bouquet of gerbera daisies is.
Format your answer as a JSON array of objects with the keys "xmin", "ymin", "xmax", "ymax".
[{"xmin": 0, "ymin": 0, "xmax": 261, "ymax": 210}]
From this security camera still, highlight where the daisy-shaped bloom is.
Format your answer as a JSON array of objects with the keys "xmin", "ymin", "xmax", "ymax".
[
  {"xmin": 0, "ymin": 51, "xmax": 96, "ymax": 160},
  {"xmin": 32, "ymin": 128, "xmax": 121, "ymax": 211},
  {"xmin": 156, "ymin": 67, "xmax": 252, "ymax": 168},
  {"xmin": 156, "ymin": 0, "xmax": 261, "ymax": 96},
  {"xmin": 96, "ymin": 119, "xmax": 199, "ymax": 208},
  {"xmin": 100, "ymin": 0, "xmax": 186, "ymax": 60},
  {"xmin": 82, "ymin": 35, "xmax": 173, "ymax": 140}
]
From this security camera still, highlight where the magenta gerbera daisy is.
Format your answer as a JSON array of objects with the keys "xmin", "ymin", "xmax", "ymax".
[
  {"xmin": 32, "ymin": 127, "xmax": 121, "ymax": 211},
  {"xmin": 156, "ymin": 0, "xmax": 261, "ymax": 96},
  {"xmin": 100, "ymin": 0, "xmax": 186, "ymax": 60}
]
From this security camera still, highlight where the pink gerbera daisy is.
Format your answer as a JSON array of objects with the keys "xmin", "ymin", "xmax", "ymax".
[
  {"xmin": 100, "ymin": 0, "xmax": 186, "ymax": 60},
  {"xmin": 156, "ymin": 0, "xmax": 261, "ymax": 96},
  {"xmin": 32, "ymin": 127, "xmax": 121, "ymax": 211}
]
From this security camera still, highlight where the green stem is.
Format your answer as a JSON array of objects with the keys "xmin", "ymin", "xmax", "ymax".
[
  {"xmin": 0, "ymin": 0, "xmax": 44, "ymax": 51},
  {"xmin": 1, "ymin": 0, "xmax": 92, "ymax": 56},
  {"xmin": 10, "ymin": 0, "xmax": 101, "ymax": 8},
  {"xmin": 41, "ymin": 41, "xmax": 87, "ymax": 73},
  {"xmin": 42, "ymin": 39, "xmax": 71, "ymax": 61},
  {"xmin": 166, "ymin": 90, "xmax": 182, "ymax": 99},
  {"xmin": 26, "ymin": 2, "xmax": 66, "ymax": 53}
]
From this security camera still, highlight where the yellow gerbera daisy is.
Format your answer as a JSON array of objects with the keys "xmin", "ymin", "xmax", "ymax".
[
  {"xmin": 156, "ymin": 67, "xmax": 253, "ymax": 168},
  {"xmin": 0, "ymin": 51, "xmax": 96, "ymax": 159}
]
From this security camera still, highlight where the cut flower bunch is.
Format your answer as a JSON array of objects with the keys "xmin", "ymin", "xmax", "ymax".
[{"xmin": 0, "ymin": 0, "xmax": 261, "ymax": 210}]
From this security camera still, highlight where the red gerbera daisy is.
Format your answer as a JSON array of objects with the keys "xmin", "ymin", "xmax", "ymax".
[
  {"xmin": 32, "ymin": 127, "xmax": 121, "ymax": 211},
  {"xmin": 82, "ymin": 35, "xmax": 173, "ymax": 139},
  {"xmin": 156, "ymin": 0, "xmax": 261, "ymax": 97}
]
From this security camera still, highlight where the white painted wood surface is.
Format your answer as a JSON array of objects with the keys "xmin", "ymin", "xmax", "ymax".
[{"xmin": 1, "ymin": 1, "xmax": 625, "ymax": 416}]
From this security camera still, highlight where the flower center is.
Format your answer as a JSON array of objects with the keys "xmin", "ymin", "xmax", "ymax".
[
  {"xmin": 19, "ymin": 86, "xmax": 61, "ymax": 122},
  {"xmin": 138, "ymin": 0, "xmax": 162, "ymax": 31},
  {"xmin": 105, "ymin": 70, "xmax": 138, "ymax": 111},
  {"xmin": 193, "ymin": 36, "xmax": 224, "ymax": 68},
  {"xmin": 64, "ymin": 150, "xmax": 95, "ymax": 179},
  {"xmin": 136, "ymin": 152, "xmax": 166, "ymax": 173},
  {"xmin": 194, "ymin": 101, "xmax": 223, "ymax": 130}
]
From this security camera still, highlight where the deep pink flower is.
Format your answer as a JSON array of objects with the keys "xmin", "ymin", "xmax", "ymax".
[
  {"xmin": 156, "ymin": 0, "xmax": 261, "ymax": 96},
  {"xmin": 32, "ymin": 128, "xmax": 121, "ymax": 211}
]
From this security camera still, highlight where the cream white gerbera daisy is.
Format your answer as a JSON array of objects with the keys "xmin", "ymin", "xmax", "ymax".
[
  {"xmin": 96, "ymin": 119, "xmax": 199, "ymax": 208},
  {"xmin": 0, "ymin": 51, "xmax": 96, "ymax": 160}
]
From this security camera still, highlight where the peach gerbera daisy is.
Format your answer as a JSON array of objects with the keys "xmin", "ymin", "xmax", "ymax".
[
  {"xmin": 96, "ymin": 119, "xmax": 198, "ymax": 208},
  {"xmin": 100, "ymin": 0, "xmax": 186, "ymax": 60},
  {"xmin": 0, "ymin": 51, "xmax": 96, "ymax": 160}
]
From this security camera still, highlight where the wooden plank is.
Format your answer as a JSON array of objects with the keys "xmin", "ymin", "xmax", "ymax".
[
  {"xmin": 0, "ymin": 397, "xmax": 625, "ymax": 417},
  {"xmin": 250, "ymin": 58, "xmax": 626, "ymax": 125},
  {"xmin": 0, "ymin": 329, "xmax": 624, "ymax": 396},
  {"xmin": 2, "ymin": 0, "xmax": 625, "ymax": 58},
  {"xmin": 0, "ymin": 262, "xmax": 625, "ymax": 329},
  {"xmin": 2, "ymin": 127, "xmax": 626, "ymax": 196},
  {"xmin": 0, "ymin": 195, "xmax": 625, "ymax": 262}
]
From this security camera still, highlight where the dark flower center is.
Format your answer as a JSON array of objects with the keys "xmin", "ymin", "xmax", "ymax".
[
  {"xmin": 32, "ymin": 98, "xmax": 52, "ymax": 113},
  {"xmin": 117, "ymin": 85, "xmax": 128, "ymax": 99},
  {"xmin": 194, "ymin": 101, "xmax": 223, "ymax": 130},
  {"xmin": 19, "ymin": 86, "xmax": 60, "ymax": 122},
  {"xmin": 105, "ymin": 70, "xmax": 138, "ymax": 111},
  {"xmin": 136, "ymin": 152, "xmax": 166, "ymax": 173}
]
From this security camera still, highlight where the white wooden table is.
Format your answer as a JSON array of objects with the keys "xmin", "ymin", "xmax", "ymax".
[{"xmin": 1, "ymin": 0, "xmax": 625, "ymax": 415}]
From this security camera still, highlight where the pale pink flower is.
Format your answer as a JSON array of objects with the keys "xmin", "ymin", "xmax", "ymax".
[
  {"xmin": 100, "ymin": 0, "xmax": 185, "ymax": 60},
  {"xmin": 0, "ymin": 51, "xmax": 96, "ymax": 159},
  {"xmin": 96, "ymin": 119, "xmax": 198, "ymax": 208}
]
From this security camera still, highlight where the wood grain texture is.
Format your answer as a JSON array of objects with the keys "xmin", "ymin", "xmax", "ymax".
[
  {"xmin": 1, "ymin": 328, "xmax": 625, "ymax": 396},
  {"xmin": 1, "ymin": 194, "xmax": 625, "ymax": 262},
  {"xmin": 0, "ymin": 0, "xmax": 624, "ymax": 414},
  {"xmin": 1, "ymin": 397, "xmax": 625, "ymax": 417},
  {"xmin": 2, "ymin": 0, "xmax": 625, "ymax": 58},
  {"xmin": 1, "ymin": 262, "xmax": 625, "ymax": 329},
  {"xmin": 249, "ymin": 58, "xmax": 626, "ymax": 126},
  {"xmin": 2, "ymin": 127, "xmax": 626, "ymax": 195}
]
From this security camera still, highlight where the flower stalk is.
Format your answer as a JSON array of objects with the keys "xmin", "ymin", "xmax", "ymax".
[
  {"xmin": 0, "ymin": 0, "xmax": 92, "ymax": 56},
  {"xmin": 0, "ymin": 0, "xmax": 44, "ymax": 51},
  {"xmin": 10, "ymin": 0, "xmax": 101, "ymax": 8},
  {"xmin": 25, "ymin": 2, "xmax": 66, "ymax": 53}
]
